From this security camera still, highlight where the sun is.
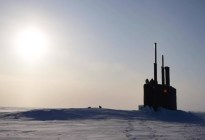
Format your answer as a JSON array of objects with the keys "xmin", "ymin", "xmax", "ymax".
[{"xmin": 13, "ymin": 26, "xmax": 48, "ymax": 63}]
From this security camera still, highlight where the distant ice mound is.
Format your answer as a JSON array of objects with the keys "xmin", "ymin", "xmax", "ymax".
[
  {"xmin": 1, "ymin": 108, "xmax": 142, "ymax": 121},
  {"xmin": 0, "ymin": 107, "xmax": 204, "ymax": 123}
]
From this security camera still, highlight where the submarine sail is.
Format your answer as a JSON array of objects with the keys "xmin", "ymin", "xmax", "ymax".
[{"xmin": 143, "ymin": 43, "xmax": 177, "ymax": 110}]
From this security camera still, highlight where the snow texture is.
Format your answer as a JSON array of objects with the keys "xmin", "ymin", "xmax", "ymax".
[{"xmin": 0, "ymin": 107, "xmax": 205, "ymax": 139}]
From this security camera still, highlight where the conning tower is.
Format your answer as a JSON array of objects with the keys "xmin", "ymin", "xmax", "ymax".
[{"xmin": 143, "ymin": 43, "xmax": 177, "ymax": 110}]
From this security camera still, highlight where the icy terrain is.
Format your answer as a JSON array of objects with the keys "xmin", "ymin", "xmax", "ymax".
[{"xmin": 0, "ymin": 107, "xmax": 205, "ymax": 140}]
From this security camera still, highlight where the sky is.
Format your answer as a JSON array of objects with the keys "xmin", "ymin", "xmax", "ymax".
[{"xmin": 0, "ymin": 0, "xmax": 205, "ymax": 111}]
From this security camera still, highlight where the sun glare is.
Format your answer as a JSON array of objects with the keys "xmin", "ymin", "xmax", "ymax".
[{"xmin": 13, "ymin": 26, "xmax": 48, "ymax": 63}]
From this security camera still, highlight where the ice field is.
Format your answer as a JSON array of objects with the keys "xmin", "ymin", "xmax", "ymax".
[{"xmin": 0, "ymin": 107, "xmax": 205, "ymax": 140}]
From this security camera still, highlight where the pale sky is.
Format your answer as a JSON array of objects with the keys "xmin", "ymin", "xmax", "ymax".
[{"xmin": 0, "ymin": 0, "xmax": 205, "ymax": 111}]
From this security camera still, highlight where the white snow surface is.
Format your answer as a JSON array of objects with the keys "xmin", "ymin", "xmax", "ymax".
[{"xmin": 0, "ymin": 107, "xmax": 205, "ymax": 140}]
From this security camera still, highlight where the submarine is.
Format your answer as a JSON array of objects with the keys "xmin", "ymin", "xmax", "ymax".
[{"xmin": 143, "ymin": 43, "xmax": 177, "ymax": 110}]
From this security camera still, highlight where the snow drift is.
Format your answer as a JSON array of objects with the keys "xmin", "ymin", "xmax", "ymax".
[
  {"xmin": 0, "ymin": 107, "xmax": 204, "ymax": 123},
  {"xmin": 1, "ymin": 107, "xmax": 205, "ymax": 139}
]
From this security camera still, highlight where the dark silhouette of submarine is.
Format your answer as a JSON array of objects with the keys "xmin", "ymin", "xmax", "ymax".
[{"xmin": 143, "ymin": 43, "xmax": 177, "ymax": 110}]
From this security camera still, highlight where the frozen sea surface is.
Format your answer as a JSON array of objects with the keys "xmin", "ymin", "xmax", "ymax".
[{"xmin": 0, "ymin": 107, "xmax": 205, "ymax": 140}]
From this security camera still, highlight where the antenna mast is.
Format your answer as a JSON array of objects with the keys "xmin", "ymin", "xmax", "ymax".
[
  {"xmin": 154, "ymin": 43, "xmax": 157, "ymax": 82},
  {"xmin": 161, "ymin": 55, "xmax": 165, "ymax": 85}
]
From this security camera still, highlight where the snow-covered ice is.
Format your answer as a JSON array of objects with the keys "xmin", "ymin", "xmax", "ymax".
[{"xmin": 0, "ymin": 107, "xmax": 205, "ymax": 140}]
